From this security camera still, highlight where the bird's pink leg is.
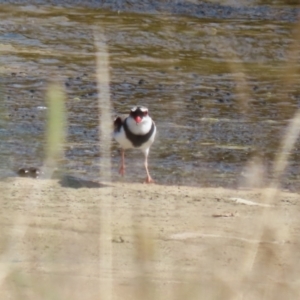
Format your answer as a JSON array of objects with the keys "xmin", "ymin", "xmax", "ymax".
[
  {"xmin": 119, "ymin": 149, "xmax": 125, "ymax": 176},
  {"xmin": 144, "ymin": 153, "xmax": 154, "ymax": 184}
]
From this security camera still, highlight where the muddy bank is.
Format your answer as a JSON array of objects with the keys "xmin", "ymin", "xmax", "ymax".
[{"xmin": 1, "ymin": 2, "xmax": 300, "ymax": 189}]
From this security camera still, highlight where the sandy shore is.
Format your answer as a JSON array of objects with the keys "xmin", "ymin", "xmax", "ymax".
[{"xmin": 1, "ymin": 177, "xmax": 300, "ymax": 299}]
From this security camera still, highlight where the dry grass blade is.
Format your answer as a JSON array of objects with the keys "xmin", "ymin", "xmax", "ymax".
[
  {"xmin": 94, "ymin": 31, "xmax": 113, "ymax": 300},
  {"xmin": 237, "ymin": 19, "xmax": 300, "ymax": 300},
  {"xmin": 273, "ymin": 110, "xmax": 300, "ymax": 185}
]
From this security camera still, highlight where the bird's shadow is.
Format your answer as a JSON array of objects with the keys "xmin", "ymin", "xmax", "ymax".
[
  {"xmin": 15, "ymin": 167, "xmax": 109, "ymax": 189},
  {"xmin": 58, "ymin": 175, "xmax": 108, "ymax": 189}
]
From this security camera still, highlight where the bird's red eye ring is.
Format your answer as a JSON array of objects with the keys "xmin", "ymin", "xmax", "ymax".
[{"xmin": 143, "ymin": 111, "xmax": 148, "ymax": 116}]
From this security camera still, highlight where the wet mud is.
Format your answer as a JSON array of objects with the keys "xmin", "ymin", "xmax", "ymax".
[{"xmin": 0, "ymin": 1, "xmax": 300, "ymax": 189}]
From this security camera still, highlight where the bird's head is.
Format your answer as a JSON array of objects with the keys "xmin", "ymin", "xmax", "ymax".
[{"xmin": 130, "ymin": 106, "xmax": 150, "ymax": 124}]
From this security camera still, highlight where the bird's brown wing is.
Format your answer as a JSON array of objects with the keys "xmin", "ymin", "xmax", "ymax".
[{"xmin": 113, "ymin": 114, "xmax": 127, "ymax": 132}]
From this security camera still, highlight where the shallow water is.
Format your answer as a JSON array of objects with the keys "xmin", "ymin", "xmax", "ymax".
[{"xmin": 1, "ymin": 4, "xmax": 300, "ymax": 189}]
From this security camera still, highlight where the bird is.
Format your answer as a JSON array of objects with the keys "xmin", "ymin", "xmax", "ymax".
[{"xmin": 113, "ymin": 106, "xmax": 156, "ymax": 183}]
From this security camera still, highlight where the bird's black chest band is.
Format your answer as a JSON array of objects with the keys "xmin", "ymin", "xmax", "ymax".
[{"xmin": 123, "ymin": 120, "xmax": 155, "ymax": 147}]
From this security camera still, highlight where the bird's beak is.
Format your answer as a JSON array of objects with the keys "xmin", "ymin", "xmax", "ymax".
[{"xmin": 134, "ymin": 116, "xmax": 142, "ymax": 124}]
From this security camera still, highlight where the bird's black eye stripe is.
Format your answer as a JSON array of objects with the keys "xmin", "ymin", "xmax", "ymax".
[{"xmin": 130, "ymin": 109, "xmax": 148, "ymax": 118}]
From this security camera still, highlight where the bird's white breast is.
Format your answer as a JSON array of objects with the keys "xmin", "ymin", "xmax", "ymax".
[{"xmin": 126, "ymin": 116, "xmax": 153, "ymax": 135}]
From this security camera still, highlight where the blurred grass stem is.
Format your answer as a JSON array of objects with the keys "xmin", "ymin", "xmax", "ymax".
[
  {"xmin": 95, "ymin": 31, "xmax": 113, "ymax": 300},
  {"xmin": 44, "ymin": 84, "xmax": 66, "ymax": 177}
]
